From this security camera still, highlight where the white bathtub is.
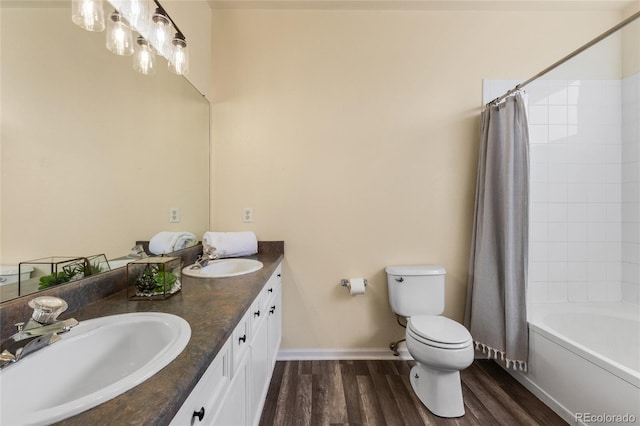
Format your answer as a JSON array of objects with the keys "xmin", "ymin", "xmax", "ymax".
[{"xmin": 506, "ymin": 303, "xmax": 639, "ymax": 425}]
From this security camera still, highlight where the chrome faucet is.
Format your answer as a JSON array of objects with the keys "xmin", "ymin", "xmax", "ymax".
[
  {"xmin": 0, "ymin": 296, "xmax": 78, "ymax": 369},
  {"xmin": 128, "ymin": 244, "xmax": 148, "ymax": 259},
  {"xmin": 190, "ymin": 245, "xmax": 219, "ymax": 270}
]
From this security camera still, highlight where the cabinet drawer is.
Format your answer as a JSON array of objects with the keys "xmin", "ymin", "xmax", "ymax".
[
  {"xmin": 265, "ymin": 265, "xmax": 282, "ymax": 304},
  {"xmin": 250, "ymin": 287, "xmax": 268, "ymax": 334},
  {"xmin": 265, "ymin": 266, "xmax": 282, "ymax": 309},
  {"xmin": 232, "ymin": 310, "xmax": 250, "ymax": 372},
  {"xmin": 169, "ymin": 338, "xmax": 231, "ymax": 426}
]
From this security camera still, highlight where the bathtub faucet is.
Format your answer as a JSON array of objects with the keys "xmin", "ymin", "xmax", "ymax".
[{"xmin": 0, "ymin": 296, "xmax": 78, "ymax": 369}]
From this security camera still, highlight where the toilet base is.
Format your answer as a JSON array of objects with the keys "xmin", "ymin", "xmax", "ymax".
[{"xmin": 409, "ymin": 364, "xmax": 465, "ymax": 418}]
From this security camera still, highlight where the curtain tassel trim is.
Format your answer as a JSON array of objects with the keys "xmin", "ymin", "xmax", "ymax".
[{"xmin": 474, "ymin": 341, "xmax": 527, "ymax": 372}]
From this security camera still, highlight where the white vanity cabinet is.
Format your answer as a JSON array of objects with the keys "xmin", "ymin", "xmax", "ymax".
[{"xmin": 170, "ymin": 264, "xmax": 282, "ymax": 426}]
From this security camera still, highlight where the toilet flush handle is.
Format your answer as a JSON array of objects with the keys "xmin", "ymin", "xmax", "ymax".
[{"xmin": 395, "ymin": 277, "xmax": 404, "ymax": 283}]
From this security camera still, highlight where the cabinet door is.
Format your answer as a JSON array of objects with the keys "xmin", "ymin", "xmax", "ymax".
[
  {"xmin": 212, "ymin": 354, "xmax": 248, "ymax": 426},
  {"xmin": 249, "ymin": 318, "xmax": 269, "ymax": 424}
]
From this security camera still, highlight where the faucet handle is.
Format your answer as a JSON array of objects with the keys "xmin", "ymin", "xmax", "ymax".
[
  {"xmin": 129, "ymin": 244, "xmax": 148, "ymax": 258},
  {"xmin": 28, "ymin": 296, "xmax": 68, "ymax": 325}
]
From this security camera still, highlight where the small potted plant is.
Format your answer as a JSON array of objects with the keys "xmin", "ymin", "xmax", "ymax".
[{"xmin": 127, "ymin": 257, "xmax": 181, "ymax": 300}]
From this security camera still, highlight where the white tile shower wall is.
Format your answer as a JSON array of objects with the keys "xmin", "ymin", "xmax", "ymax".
[
  {"xmin": 484, "ymin": 79, "xmax": 626, "ymax": 304},
  {"xmin": 622, "ymin": 73, "xmax": 640, "ymax": 304}
]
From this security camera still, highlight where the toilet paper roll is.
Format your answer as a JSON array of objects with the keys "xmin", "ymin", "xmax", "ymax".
[{"xmin": 349, "ymin": 278, "xmax": 366, "ymax": 296}]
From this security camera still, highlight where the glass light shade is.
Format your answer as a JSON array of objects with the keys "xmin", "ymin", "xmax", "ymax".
[
  {"xmin": 71, "ymin": 0, "xmax": 105, "ymax": 32},
  {"xmin": 133, "ymin": 37, "xmax": 156, "ymax": 75},
  {"xmin": 121, "ymin": 0, "xmax": 151, "ymax": 35},
  {"xmin": 149, "ymin": 9, "xmax": 173, "ymax": 57},
  {"xmin": 168, "ymin": 36, "xmax": 189, "ymax": 75},
  {"xmin": 106, "ymin": 11, "xmax": 134, "ymax": 56}
]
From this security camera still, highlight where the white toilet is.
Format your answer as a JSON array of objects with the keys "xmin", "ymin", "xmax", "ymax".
[{"xmin": 386, "ymin": 265, "xmax": 474, "ymax": 418}]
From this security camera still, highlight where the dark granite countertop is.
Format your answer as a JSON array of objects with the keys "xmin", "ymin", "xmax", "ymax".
[{"xmin": 52, "ymin": 247, "xmax": 284, "ymax": 426}]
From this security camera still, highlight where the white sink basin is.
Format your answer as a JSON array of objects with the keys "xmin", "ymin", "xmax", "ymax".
[
  {"xmin": 0, "ymin": 312, "xmax": 190, "ymax": 426},
  {"xmin": 182, "ymin": 258, "xmax": 263, "ymax": 278},
  {"xmin": 98, "ymin": 259, "xmax": 132, "ymax": 271}
]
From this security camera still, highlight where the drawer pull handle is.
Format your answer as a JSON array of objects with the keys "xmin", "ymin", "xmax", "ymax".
[
  {"xmin": 269, "ymin": 306, "xmax": 276, "ymax": 315},
  {"xmin": 254, "ymin": 310, "xmax": 261, "ymax": 317},
  {"xmin": 193, "ymin": 407, "xmax": 205, "ymax": 422},
  {"xmin": 239, "ymin": 334, "xmax": 247, "ymax": 344},
  {"xmin": 268, "ymin": 288, "xmax": 273, "ymax": 293}
]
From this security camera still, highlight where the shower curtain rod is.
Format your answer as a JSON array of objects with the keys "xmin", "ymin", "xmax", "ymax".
[{"xmin": 487, "ymin": 9, "xmax": 640, "ymax": 107}]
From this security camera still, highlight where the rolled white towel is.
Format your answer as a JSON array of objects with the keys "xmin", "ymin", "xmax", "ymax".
[
  {"xmin": 149, "ymin": 231, "xmax": 197, "ymax": 255},
  {"xmin": 203, "ymin": 231, "xmax": 257, "ymax": 258}
]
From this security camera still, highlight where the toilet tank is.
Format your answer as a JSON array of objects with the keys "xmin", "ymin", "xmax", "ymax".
[{"xmin": 386, "ymin": 265, "xmax": 446, "ymax": 317}]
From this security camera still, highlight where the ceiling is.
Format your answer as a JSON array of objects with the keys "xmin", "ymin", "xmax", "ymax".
[
  {"xmin": 206, "ymin": 0, "xmax": 638, "ymax": 11},
  {"xmin": 1, "ymin": 0, "xmax": 634, "ymax": 12}
]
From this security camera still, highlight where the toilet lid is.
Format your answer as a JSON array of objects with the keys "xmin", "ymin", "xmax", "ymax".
[{"xmin": 408, "ymin": 316, "xmax": 472, "ymax": 346}]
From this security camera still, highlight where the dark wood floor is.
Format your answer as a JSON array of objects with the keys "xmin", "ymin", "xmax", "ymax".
[{"xmin": 259, "ymin": 359, "xmax": 567, "ymax": 426}]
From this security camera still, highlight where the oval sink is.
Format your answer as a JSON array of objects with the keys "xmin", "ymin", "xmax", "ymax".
[
  {"xmin": 182, "ymin": 258, "xmax": 263, "ymax": 278},
  {"xmin": 98, "ymin": 259, "xmax": 132, "ymax": 271},
  {"xmin": 0, "ymin": 312, "xmax": 190, "ymax": 426}
]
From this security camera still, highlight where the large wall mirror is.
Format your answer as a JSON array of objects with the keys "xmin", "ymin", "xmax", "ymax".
[{"xmin": 0, "ymin": 5, "xmax": 210, "ymax": 302}]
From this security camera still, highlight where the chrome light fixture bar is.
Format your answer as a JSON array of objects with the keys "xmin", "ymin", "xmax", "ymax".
[{"xmin": 71, "ymin": 0, "xmax": 189, "ymax": 76}]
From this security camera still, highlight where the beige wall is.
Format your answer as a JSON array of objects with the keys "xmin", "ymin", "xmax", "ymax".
[{"xmin": 211, "ymin": 6, "xmax": 626, "ymax": 350}]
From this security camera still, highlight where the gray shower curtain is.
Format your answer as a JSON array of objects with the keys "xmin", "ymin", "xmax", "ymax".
[{"xmin": 464, "ymin": 93, "xmax": 529, "ymax": 370}]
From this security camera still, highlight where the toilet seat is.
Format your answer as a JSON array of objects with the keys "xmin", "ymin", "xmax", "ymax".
[{"xmin": 408, "ymin": 316, "xmax": 472, "ymax": 350}]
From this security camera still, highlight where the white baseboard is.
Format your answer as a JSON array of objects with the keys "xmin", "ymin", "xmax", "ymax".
[{"xmin": 276, "ymin": 347, "xmax": 414, "ymax": 361}]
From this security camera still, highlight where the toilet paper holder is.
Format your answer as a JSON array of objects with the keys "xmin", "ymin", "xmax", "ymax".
[{"xmin": 340, "ymin": 278, "xmax": 368, "ymax": 288}]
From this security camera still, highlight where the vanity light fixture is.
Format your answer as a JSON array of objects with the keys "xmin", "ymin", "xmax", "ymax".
[
  {"xmin": 71, "ymin": 0, "xmax": 105, "ymax": 32},
  {"xmin": 72, "ymin": 0, "xmax": 189, "ymax": 77},
  {"xmin": 133, "ymin": 36, "xmax": 156, "ymax": 75},
  {"xmin": 106, "ymin": 10, "xmax": 134, "ymax": 56}
]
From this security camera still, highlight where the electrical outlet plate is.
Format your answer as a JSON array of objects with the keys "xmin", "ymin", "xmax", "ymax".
[
  {"xmin": 242, "ymin": 208, "xmax": 253, "ymax": 223},
  {"xmin": 169, "ymin": 208, "xmax": 180, "ymax": 223}
]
